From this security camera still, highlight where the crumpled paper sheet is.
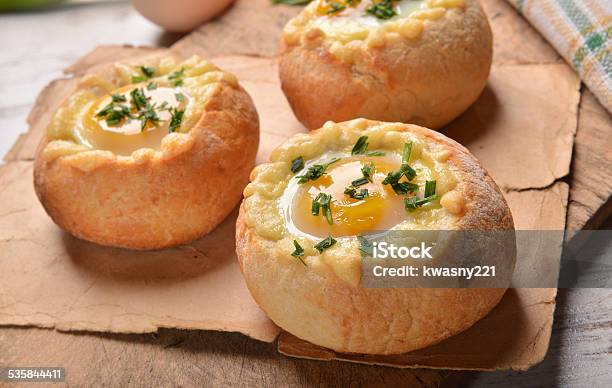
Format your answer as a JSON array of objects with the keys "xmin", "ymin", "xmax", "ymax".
[
  {"xmin": 0, "ymin": 49, "xmax": 296, "ymax": 343},
  {"xmin": 0, "ymin": 47, "xmax": 580, "ymax": 371},
  {"xmin": 0, "ymin": 160, "xmax": 279, "ymax": 341}
]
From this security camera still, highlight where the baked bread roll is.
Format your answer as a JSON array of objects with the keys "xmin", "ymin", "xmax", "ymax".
[
  {"xmin": 279, "ymin": 0, "xmax": 492, "ymax": 130},
  {"xmin": 34, "ymin": 55, "xmax": 259, "ymax": 250},
  {"xmin": 236, "ymin": 119, "xmax": 514, "ymax": 355}
]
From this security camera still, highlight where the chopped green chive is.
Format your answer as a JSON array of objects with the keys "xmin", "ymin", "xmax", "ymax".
[
  {"xmin": 424, "ymin": 180, "xmax": 437, "ymax": 198},
  {"xmin": 147, "ymin": 82, "xmax": 157, "ymax": 90},
  {"xmin": 351, "ymin": 135, "xmax": 385, "ymax": 157},
  {"xmin": 138, "ymin": 105, "xmax": 160, "ymax": 131},
  {"xmin": 311, "ymin": 193, "xmax": 323, "ymax": 216},
  {"xmin": 366, "ymin": 0, "xmax": 397, "ymax": 20},
  {"xmin": 131, "ymin": 65, "xmax": 156, "ymax": 83},
  {"xmin": 351, "ymin": 177, "xmax": 369, "ymax": 187},
  {"xmin": 405, "ymin": 180, "xmax": 438, "ymax": 212},
  {"xmin": 381, "ymin": 141, "xmax": 418, "ymax": 194},
  {"xmin": 400, "ymin": 142, "xmax": 416, "ymax": 180},
  {"xmin": 140, "ymin": 65, "xmax": 155, "ymax": 78},
  {"xmin": 321, "ymin": 194, "xmax": 333, "ymax": 225},
  {"xmin": 96, "ymin": 103, "xmax": 114, "ymax": 117},
  {"xmin": 291, "ymin": 240, "xmax": 306, "ymax": 266},
  {"xmin": 382, "ymin": 171, "xmax": 418, "ymax": 195},
  {"xmin": 351, "ymin": 136, "xmax": 369, "ymax": 155},
  {"xmin": 348, "ymin": 162, "xmax": 376, "ymax": 190},
  {"xmin": 131, "ymin": 75, "xmax": 147, "ymax": 83},
  {"xmin": 105, "ymin": 106, "xmax": 132, "ymax": 126},
  {"xmin": 168, "ymin": 108, "xmax": 185, "ymax": 133},
  {"xmin": 311, "ymin": 193, "xmax": 333, "ymax": 224},
  {"xmin": 400, "ymin": 163, "xmax": 417, "ymax": 181},
  {"xmin": 314, "ymin": 235, "xmax": 337, "ymax": 253},
  {"xmin": 175, "ymin": 92, "xmax": 185, "ymax": 102},
  {"xmin": 391, "ymin": 181, "xmax": 419, "ymax": 195},
  {"xmin": 111, "ymin": 94, "xmax": 126, "ymax": 103},
  {"xmin": 168, "ymin": 68, "xmax": 185, "ymax": 87},
  {"xmin": 361, "ymin": 162, "xmax": 375, "ymax": 182},
  {"xmin": 291, "ymin": 156, "xmax": 305, "ymax": 173},
  {"xmin": 344, "ymin": 186, "xmax": 369, "ymax": 200},
  {"xmin": 404, "ymin": 195, "xmax": 438, "ymax": 212},
  {"xmin": 382, "ymin": 170, "xmax": 400, "ymax": 186},
  {"xmin": 296, "ymin": 158, "xmax": 340, "ymax": 184},
  {"xmin": 96, "ymin": 103, "xmax": 132, "ymax": 127},
  {"xmin": 402, "ymin": 141, "xmax": 412, "ymax": 164},
  {"xmin": 130, "ymin": 88, "xmax": 148, "ymax": 111}
]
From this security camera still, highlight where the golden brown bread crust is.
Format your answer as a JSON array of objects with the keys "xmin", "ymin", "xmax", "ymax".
[
  {"xmin": 236, "ymin": 120, "xmax": 513, "ymax": 355},
  {"xmin": 34, "ymin": 79, "xmax": 259, "ymax": 250},
  {"xmin": 279, "ymin": 0, "xmax": 492, "ymax": 130},
  {"xmin": 403, "ymin": 124, "xmax": 514, "ymax": 231}
]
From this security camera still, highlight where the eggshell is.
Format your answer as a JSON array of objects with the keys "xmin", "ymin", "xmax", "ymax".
[{"xmin": 134, "ymin": 0, "xmax": 236, "ymax": 33}]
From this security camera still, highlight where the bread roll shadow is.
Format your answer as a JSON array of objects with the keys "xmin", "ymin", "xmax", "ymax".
[
  {"xmin": 63, "ymin": 207, "xmax": 240, "ymax": 282},
  {"xmin": 442, "ymin": 85, "xmax": 500, "ymax": 147}
]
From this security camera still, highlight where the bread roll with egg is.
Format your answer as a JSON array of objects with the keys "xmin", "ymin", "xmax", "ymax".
[
  {"xmin": 279, "ymin": 0, "xmax": 492, "ymax": 130},
  {"xmin": 34, "ymin": 55, "xmax": 259, "ymax": 250},
  {"xmin": 236, "ymin": 119, "xmax": 513, "ymax": 355}
]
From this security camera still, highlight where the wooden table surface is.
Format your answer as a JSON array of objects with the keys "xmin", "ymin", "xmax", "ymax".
[{"xmin": 1, "ymin": 1, "xmax": 611, "ymax": 387}]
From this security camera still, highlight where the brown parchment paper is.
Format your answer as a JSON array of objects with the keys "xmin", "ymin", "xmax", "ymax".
[
  {"xmin": 0, "ymin": 161, "xmax": 278, "ymax": 341},
  {"xmin": 0, "ymin": 47, "xmax": 580, "ymax": 370},
  {"xmin": 0, "ymin": 50, "xmax": 290, "ymax": 343}
]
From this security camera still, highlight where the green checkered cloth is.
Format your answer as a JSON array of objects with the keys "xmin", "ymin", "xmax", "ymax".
[{"xmin": 507, "ymin": 0, "xmax": 611, "ymax": 113}]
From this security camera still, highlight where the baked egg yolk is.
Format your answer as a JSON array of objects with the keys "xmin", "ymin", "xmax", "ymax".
[
  {"xmin": 81, "ymin": 84, "xmax": 189, "ymax": 156},
  {"xmin": 292, "ymin": 156, "xmax": 407, "ymax": 238}
]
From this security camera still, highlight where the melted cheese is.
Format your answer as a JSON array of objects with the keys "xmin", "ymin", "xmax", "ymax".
[
  {"xmin": 46, "ymin": 56, "xmax": 238, "ymax": 157},
  {"xmin": 283, "ymin": 0, "xmax": 466, "ymax": 57}
]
